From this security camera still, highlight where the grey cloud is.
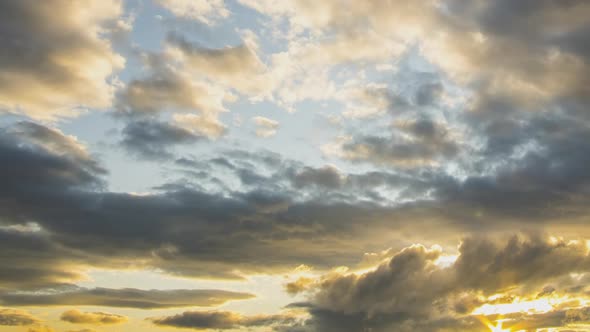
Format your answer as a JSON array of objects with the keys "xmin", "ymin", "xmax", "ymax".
[
  {"xmin": 0, "ymin": 121, "xmax": 105, "ymax": 191},
  {"xmin": 3, "ymin": 120, "xmax": 590, "ymax": 292},
  {"xmin": 340, "ymin": 119, "xmax": 459, "ymax": 166},
  {"xmin": 117, "ymin": 66, "xmax": 206, "ymax": 115},
  {"xmin": 0, "ymin": 123, "xmax": 438, "ymax": 283},
  {"xmin": 290, "ymin": 166, "xmax": 344, "ymax": 189},
  {"xmin": 500, "ymin": 307, "xmax": 590, "ymax": 331},
  {"xmin": 120, "ymin": 119, "xmax": 204, "ymax": 159},
  {"xmin": 435, "ymin": 113, "xmax": 590, "ymax": 223},
  {"xmin": 150, "ymin": 310, "xmax": 298, "ymax": 330},
  {"xmin": 1, "ymin": 287, "xmax": 254, "ymax": 309},
  {"xmin": 294, "ymin": 235, "xmax": 590, "ymax": 332},
  {"xmin": 114, "ymin": 50, "xmax": 228, "ymax": 142},
  {"xmin": 0, "ymin": 228, "xmax": 90, "ymax": 289}
]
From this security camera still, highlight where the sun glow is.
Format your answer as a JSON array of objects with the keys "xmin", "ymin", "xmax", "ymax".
[
  {"xmin": 472, "ymin": 298, "xmax": 553, "ymax": 316},
  {"xmin": 488, "ymin": 321, "xmax": 510, "ymax": 332},
  {"xmin": 478, "ymin": 317, "xmax": 511, "ymax": 332}
]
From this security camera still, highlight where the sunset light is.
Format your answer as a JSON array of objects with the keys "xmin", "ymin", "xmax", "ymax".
[{"xmin": 1, "ymin": 1, "xmax": 590, "ymax": 331}]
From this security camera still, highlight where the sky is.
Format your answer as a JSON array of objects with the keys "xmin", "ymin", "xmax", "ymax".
[{"xmin": 1, "ymin": 0, "xmax": 590, "ymax": 331}]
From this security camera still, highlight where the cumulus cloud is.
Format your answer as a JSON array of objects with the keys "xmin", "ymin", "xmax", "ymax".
[
  {"xmin": 285, "ymin": 277, "xmax": 315, "ymax": 295},
  {"xmin": 60, "ymin": 310, "xmax": 127, "ymax": 325},
  {"xmin": 150, "ymin": 310, "xmax": 299, "ymax": 330},
  {"xmin": 289, "ymin": 235, "xmax": 590, "ymax": 332},
  {"xmin": 0, "ymin": 0, "xmax": 125, "ymax": 120},
  {"xmin": 0, "ymin": 308, "xmax": 39, "ymax": 326}
]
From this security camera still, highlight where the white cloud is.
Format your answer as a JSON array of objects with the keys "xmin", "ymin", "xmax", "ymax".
[{"xmin": 252, "ymin": 116, "xmax": 279, "ymax": 138}]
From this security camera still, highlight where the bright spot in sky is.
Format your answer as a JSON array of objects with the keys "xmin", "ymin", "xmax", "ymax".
[
  {"xmin": 487, "ymin": 320, "xmax": 510, "ymax": 332},
  {"xmin": 472, "ymin": 298, "xmax": 554, "ymax": 316}
]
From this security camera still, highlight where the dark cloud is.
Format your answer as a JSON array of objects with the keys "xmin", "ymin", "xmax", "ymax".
[
  {"xmin": 1, "ymin": 287, "xmax": 254, "ymax": 309},
  {"xmin": 340, "ymin": 118, "xmax": 459, "ymax": 166},
  {"xmin": 150, "ymin": 310, "xmax": 298, "ymax": 330},
  {"xmin": 290, "ymin": 166, "xmax": 343, "ymax": 189},
  {"xmin": 120, "ymin": 119, "xmax": 204, "ymax": 159},
  {"xmin": 0, "ymin": 121, "xmax": 105, "ymax": 191},
  {"xmin": 0, "ymin": 228, "xmax": 90, "ymax": 289},
  {"xmin": 435, "ymin": 113, "xmax": 590, "ymax": 223},
  {"xmin": 291, "ymin": 235, "xmax": 590, "ymax": 332},
  {"xmin": 2, "ymin": 120, "xmax": 590, "ymax": 290},
  {"xmin": 0, "ymin": 121, "xmax": 440, "ymax": 284}
]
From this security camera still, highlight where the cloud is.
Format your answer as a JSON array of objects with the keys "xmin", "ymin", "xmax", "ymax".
[
  {"xmin": 290, "ymin": 234, "xmax": 590, "ymax": 332},
  {"xmin": 120, "ymin": 119, "xmax": 204, "ymax": 160},
  {"xmin": 166, "ymin": 32, "xmax": 268, "ymax": 97},
  {"xmin": 330, "ymin": 118, "xmax": 460, "ymax": 167},
  {"xmin": 115, "ymin": 45, "xmax": 230, "ymax": 143},
  {"xmin": 0, "ymin": 228, "xmax": 90, "ymax": 289},
  {"xmin": 1, "ymin": 287, "xmax": 254, "ymax": 309},
  {"xmin": 150, "ymin": 310, "xmax": 298, "ymax": 330},
  {"xmin": 290, "ymin": 166, "xmax": 344, "ymax": 189},
  {"xmin": 2, "ymin": 120, "xmax": 590, "ymax": 290},
  {"xmin": 285, "ymin": 277, "xmax": 315, "ymax": 295},
  {"xmin": 60, "ymin": 309, "xmax": 127, "ymax": 325},
  {"xmin": 0, "ymin": 0, "xmax": 125, "ymax": 120},
  {"xmin": 3, "ymin": 121, "xmax": 105, "ymax": 182},
  {"xmin": 424, "ymin": 1, "xmax": 590, "ymax": 104},
  {"xmin": 0, "ymin": 122, "xmax": 437, "ymax": 283},
  {"xmin": 173, "ymin": 113, "xmax": 226, "ymax": 139},
  {"xmin": 0, "ymin": 308, "xmax": 39, "ymax": 326},
  {"xmin": 117, "ymin": 59, "xmax": 228, "ymax": 117},
  {"xmin": 3, "ymin": 3, "xmax": 590, "ymax": 332},
  {"xmin": 243, "ymin": 0, "xmax": 590, "ymax": 108},
  {"xmin": 156, "ymin": 0, "xmax": 229, "ymax": 25},
  {"xmin": 252, "ymin": 116, "xmax": 279, "ymax": 138}
]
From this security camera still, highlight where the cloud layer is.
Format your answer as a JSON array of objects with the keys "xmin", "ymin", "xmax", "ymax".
[{"xmin": 2, "ymin": 1, "xmax": 590, "ymax": 331}]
